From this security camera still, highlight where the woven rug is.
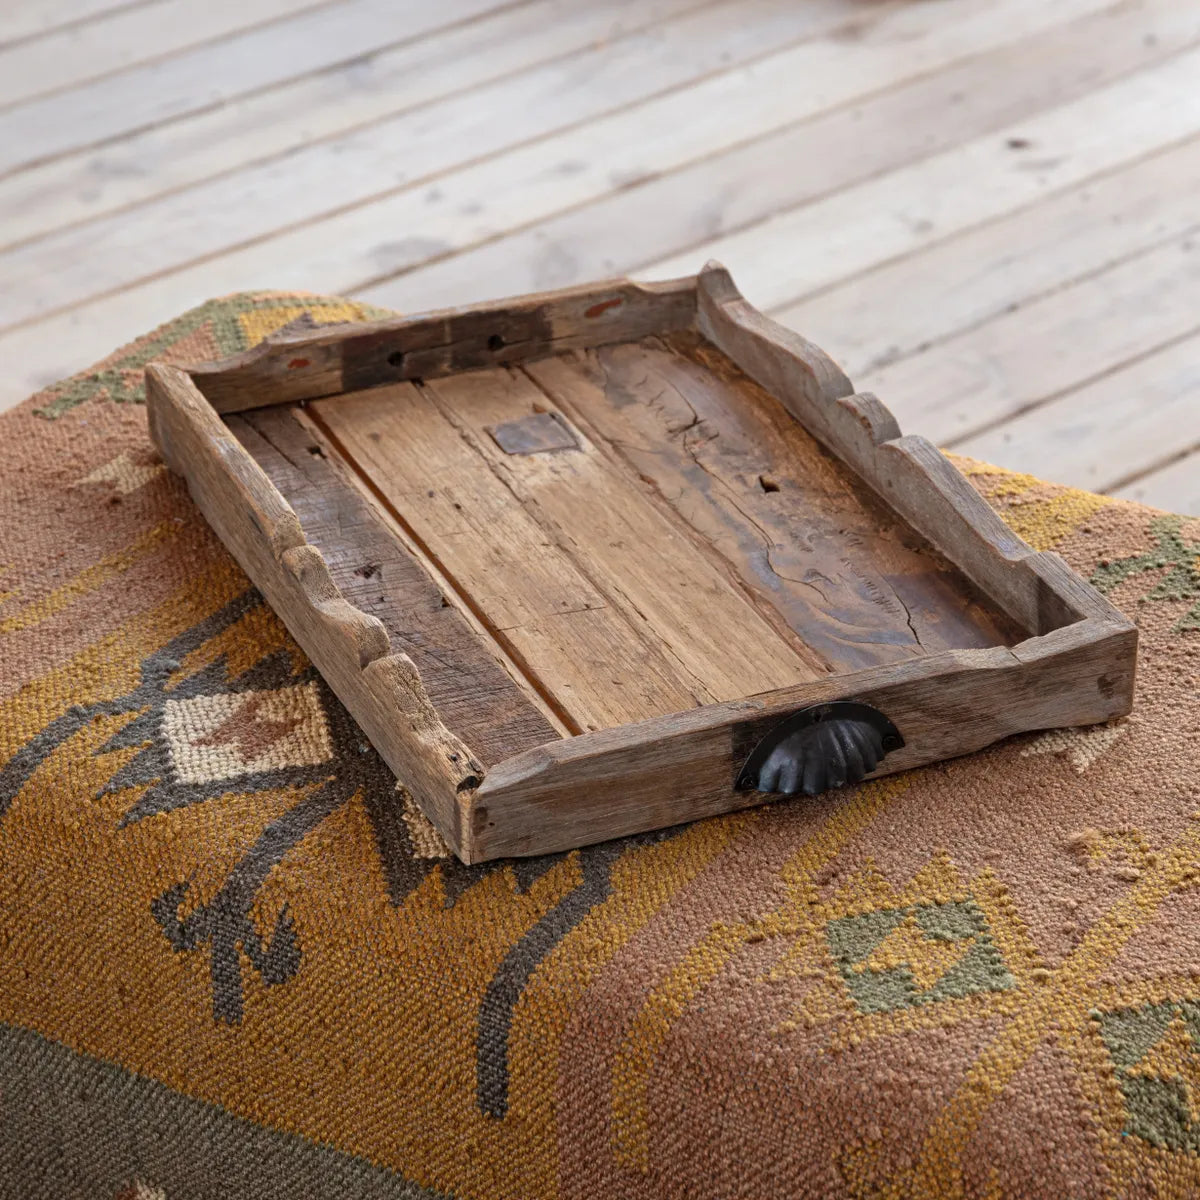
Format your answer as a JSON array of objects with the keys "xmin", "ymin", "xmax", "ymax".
[{"xmin": 2, "ymin": 294, "xmax": 1199, "ymax": 1200}]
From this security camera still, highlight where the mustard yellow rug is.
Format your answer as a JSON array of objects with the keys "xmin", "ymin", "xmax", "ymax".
[{"xmin": 2, "ymin": 294, "xmax": 1199, "ymax": 1198}]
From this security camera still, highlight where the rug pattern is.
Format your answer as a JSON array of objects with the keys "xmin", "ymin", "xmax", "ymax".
[{"xmin": 2, "ymin": 293, "xmax": 1199, "ymax": 1198}]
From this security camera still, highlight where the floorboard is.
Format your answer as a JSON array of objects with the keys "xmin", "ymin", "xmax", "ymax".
[
  {"xmin": 957, "ymin": 331, "xmax": 1200, "ymax": 493},
  {"xmin": 0, "ymin": 0, "xmax": 517, "ymax": 175},
  {"xmin": 0, "ymin": 0, "xmax": 142, "ymax": 48},
  {"xmin": 0, "ymin": 0, "xmax": 712, "ymax": 250},
  {"xmin": 0, "ymin": 0, "xmax": 333, "ymax": 110},
  {"xmin": 1116, "ymin": 450, "xmax": 1200, "ymax": 514},
  {"xmin": 1, "ymin": 0, "xmax": 1195, "ymax": 514},
  {"xmin": 371, "ymin": 0, "xmax": 1197, "ymax": 312}
]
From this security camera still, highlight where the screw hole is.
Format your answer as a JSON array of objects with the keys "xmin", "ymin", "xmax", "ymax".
[
  {"xmin": 487, "ymin": 334, "xmax": 505, "ymax": 352},
  {"xmin": 387, "ymin": 350, "xmax": 405, "ymax": 368}
]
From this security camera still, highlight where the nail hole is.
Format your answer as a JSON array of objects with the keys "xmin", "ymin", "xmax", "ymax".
[
  {"xmin": 758, "ymin": 474, "xmax": 780, "ymax": 493},
  {"xmin": 487, "ymin": 334, "xmax": 505, "ymax": 352},
  {"xmin": 387, "ymin": 350, "xmax": 405, "ymax": 368}
]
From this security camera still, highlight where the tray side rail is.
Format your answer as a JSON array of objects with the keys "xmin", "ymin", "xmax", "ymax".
[
  {"xmin": 146, "ymin": 363, "xmax": 483, "ymax": 853},
  {"xmin": 186, "ymin": 275, "xmax": 699, "ymax": 415},
  {"xmin": 470, "ymin": 614, "xmax": 1137, "ymax": 861},
  {"xmin": 693, "ymin": 262, "xmax": 1135, "ymax": 642}
]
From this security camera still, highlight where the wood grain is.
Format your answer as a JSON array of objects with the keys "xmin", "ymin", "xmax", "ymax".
[
  {"xmin": 644, "ymin": 45, "xmax": 1200, "ymax": 308},
  {"xmin": 421, "ymin": 362, "xmax": 825, "ymax": 695},
  {"xmin": 0, "ymin": 0, "xmax": 857, "ymax": 322},
  {"xmin": 868, "ymin": 230, "xmax": 1200, "ymax": 449},
  {"xmin": 775, "ymin": 131, "xmax": 1200, "ymax": 383},
  {"xmin": 145, "ymin": 362, "xmax": 483, "ymax": 850},
  {"xmin": 694, "ymin": 265, "xmax": 1059, "ymax": 634},
  {"xmin": 528, "ymin": 336, "xmax": 1022, "ymax": 671},
  {"xmin": 0, "ymin": 0, "xmax": 516, "ymax": 176},
  {"xmin": 955, "ymin": 327, "xmax": 1200, "ymax": 495},
  {"xmin": 312, "ymin": 381, "xmax": 711, "ymax": 732},
  {"xmin": 0, "ymin": 0, "xmax": 712, "ymax": 249},
  {"xmin": 375, "ymin": 0, "xmax": 1185, "ymax": 313},
  {"xmin": 228, "ymin": 404, "xmax": 561, "ymax": 766}
]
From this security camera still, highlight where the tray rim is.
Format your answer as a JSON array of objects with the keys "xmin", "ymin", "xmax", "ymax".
[{"xmin": 145, "ymin": 263, "xmax": 1137, "ymax": 863}]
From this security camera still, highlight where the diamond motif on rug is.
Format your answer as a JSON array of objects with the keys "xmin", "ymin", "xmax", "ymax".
[
  {"xmin": 1097, "ymin": 1000, "xmax": 1200, "ymax": 1153},
  {"xmin": 162, "ymin": 681, "xmax": 332, "ymax": 784},
  {"xmin": 827, "ymin": 898, "xmax": 1014, "ymax": 1015}
]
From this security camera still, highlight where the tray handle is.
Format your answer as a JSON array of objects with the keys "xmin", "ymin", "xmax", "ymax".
[{"xmin": 736, "ymin": 701, "xmax": 903, "ymax": 797}]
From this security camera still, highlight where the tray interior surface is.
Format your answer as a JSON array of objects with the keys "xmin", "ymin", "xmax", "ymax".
[{"xmin": 228, "ymin": 331, "xmax": 1025, "ymax": 758}]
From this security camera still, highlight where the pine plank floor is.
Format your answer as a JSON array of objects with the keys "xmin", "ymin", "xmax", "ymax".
[{"xmin": 0, "ymin": 0, "xmax": 1196, "ymax": 513}]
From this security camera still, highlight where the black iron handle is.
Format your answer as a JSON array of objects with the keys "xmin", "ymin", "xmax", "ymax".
[{"xmin": 736, "ymin": 701, "xmax": 902, "ymax": 796}]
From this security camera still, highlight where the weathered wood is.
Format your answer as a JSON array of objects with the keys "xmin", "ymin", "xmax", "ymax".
[
  {"xmin": 868, "ymin": 229, "xmax": 1200, "ymax": 450},
  {"xmin": 469, "ymin": 617, "xmax": 1137, "ymax": 859},
  {"xmin": 0, "ymin": 0, "xmax": 710, "ymax": 248},
  {"xmin": 145, "ymin": 363, "xmax": 482, "ymax": 850},
  {"xmin": 229, "ymin": 404, "xmax": 561, "ymax": 766},
  {"xmin": 189, "ymin": 276, "xmax": 697, "ymax": 413},
  {"xmin": 955, "ymin": 326, "xmax": 1200, "ymax": 495},
  {"xmin": 0, "ymin": 0, "xmax": 319, "ymax": 110},
  {"xmin": 311, "ymin": 380, "xmax": 713, "ymax": 732},
  {"xmin": 529, "ymin": 336, "xmax": 1023, "ymax": 671},
  {"xmin": 776, "ymin": 133, "xmax": 1200, "ymax": 385},
  {"xmin": 643, "ymin": 46, "xmax": 1200, "ymax": 307},
  {"xmin": 382, "ymin": 0, "xmax": 1196, "ymax": 316},
  {"xmin": 420, "ymin": 363, "xmax": 825, "ymax": 696}
]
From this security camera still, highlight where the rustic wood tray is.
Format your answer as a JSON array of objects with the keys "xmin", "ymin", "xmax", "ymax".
[{"xmin": 147, "ymin": 264, "xmax": 1136, "ymax": 863}]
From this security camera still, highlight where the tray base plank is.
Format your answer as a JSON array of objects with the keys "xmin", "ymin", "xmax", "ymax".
[{"xmin": 312, "ymin": 382, "xmax": 720, "ymax": 733}]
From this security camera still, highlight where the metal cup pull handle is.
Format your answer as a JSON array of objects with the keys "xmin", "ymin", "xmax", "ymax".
[{"xmin": 736, "ymin": 701, "xmax": 903, "ymax": 796}]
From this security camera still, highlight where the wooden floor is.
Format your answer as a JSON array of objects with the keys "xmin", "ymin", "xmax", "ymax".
[{"xmin": 1, "ymin": 0, "xmax": 1197, "ymax": 513}]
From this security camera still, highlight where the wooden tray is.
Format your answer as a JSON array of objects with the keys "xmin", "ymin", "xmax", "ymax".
[{"xmin": 146, "ymin": 264, "xmax": 1137, "ymax": 863}]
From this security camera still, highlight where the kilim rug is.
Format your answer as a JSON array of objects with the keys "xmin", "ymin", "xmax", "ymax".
[{"xmin": 2, "ymin": 293, "xmax": 1199, "ymax": 1200}]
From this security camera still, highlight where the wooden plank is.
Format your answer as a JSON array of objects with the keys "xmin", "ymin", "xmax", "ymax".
[
  {"xmin": 776, "ymin": 131, "xmax": 1200, "ymax": 380},
  {"xmin": 369, "ymin": 0, "xmax": 1199, "ymax": 311},
  {"xmin": 0, "ymin": 0, "xmax": 331, "ymax": 110},
  {"xmin": 0, "ymin": 0, "xmax": 515, "ymax": 176},
  {"xmin": 864, "ymin": 228, "xmax": 1200, "ymax": 448},
  {"xmin": 528, "ymin": 337, "xmax": 1022, "ymax": 672},
  {"xmin": 227, "ymin": 405, "xmax": 561, "ymax": 766},
  {"xmin": 0, "ymin": 0, "xmax": 137, "ymax": 48},
  {"xmin": 145, "ymin": 363, "xmax": 482, "ymax": 851},
  {"xmin": 421, "ymin": 363, "xmax": 826, "ymax": 696},
  {"xmin": 189, "ymin": 276, "xmax": 698, "ymax": 413},
  {"xmin": 311, "ymin": 383, "xmax": 714, "ymax": 732},
  {"xmin": 0, "ymin": 0, "xmax": 714, "ymax": 250},
  {"xmin": 1115, "ymin": 450, "xmax": 1200, "ymax": 516},
  {"xmin": 468, "ymin": 618, "xmax": 1137, "ymax": 859},
  {"xmin": 642, "ymin": 45, "xmax": 1200, "ymax": 307},
  {"xmin": 955, "ymin": 329, "xmax": 1200, "ymax": 494},
  {"xmin": 0, "ymin": 0, "xmax": 865, "ymax": 324}
]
